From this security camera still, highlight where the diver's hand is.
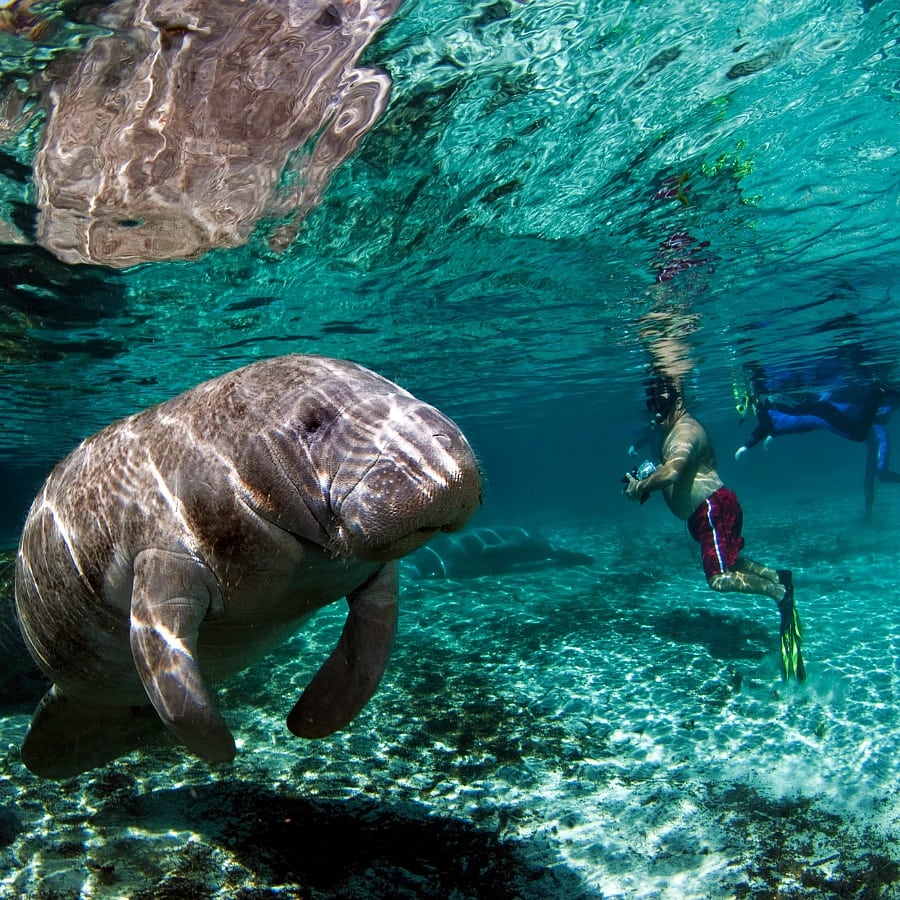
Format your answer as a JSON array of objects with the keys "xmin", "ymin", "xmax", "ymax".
[
  {"xmin": 735, "ymin": 445, "xmax": 748, "ymax": 461},
  {"xmin": 764, "ymin": 435, "xmax": 774, "ymax": 450},
  {"xmin": 628, "ymin": 445, "xmax": 638, "ymax": 459},
  {"xmin": 623, "ymin": 473, "xmax": 644, "ymax": 501}
]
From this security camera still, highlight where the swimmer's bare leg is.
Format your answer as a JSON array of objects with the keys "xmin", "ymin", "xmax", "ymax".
[
  {"xmin": 734, "ymin": 556, "xmax": 782, "ymax": 587},
  {"xmin": 708, "ymin": 566, "xmax": 783, "ymax": 601},
  {"xmin": 709, "ymin": 560, "xmax": 805, "ymax": 682}
]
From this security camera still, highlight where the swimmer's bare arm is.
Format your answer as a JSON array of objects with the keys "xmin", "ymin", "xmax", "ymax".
[{"xmin": 623, "ymin": 415, "xmax": 700, "ymax": 501}]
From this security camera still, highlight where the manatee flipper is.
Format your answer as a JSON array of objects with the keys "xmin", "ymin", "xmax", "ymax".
[
  {"xmin": 129, "ymin": 549, "xmax": 236, "ymax": 763},
  {"xmin": 21, "ymin": 686, "xmax": 169, "ymax": 779},
  {"xmin": 287, "ymin": 561, "xmax": 399, "ymax": 739}
]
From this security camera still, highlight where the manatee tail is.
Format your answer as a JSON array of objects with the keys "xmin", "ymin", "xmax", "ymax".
[{"xmin": 21, "ymin": 686, "xmax": 167, "ymax": 779}]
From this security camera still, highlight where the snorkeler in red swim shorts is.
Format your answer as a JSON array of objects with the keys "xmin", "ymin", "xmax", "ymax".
[
  {"xmin": 624, "ymin": 373, "xmax": 805, "ymax": 681},
  {"xmin": 687, "ymin": 486, "xmax": 745, "ymax": 581}
]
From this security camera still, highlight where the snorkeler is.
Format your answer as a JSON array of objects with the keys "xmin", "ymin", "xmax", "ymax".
[
  {"xmin": 734, "ymin": 378, "xmax": 900, "ymax": 520},
  {"xmin": 623, "ymin": 374, "xmax": 805, "ymax": 682},
  {"xmin": 733, "ymin": 381, "xmax": 885, "ymax": 460},
  {"xmin": 626, "ymin": 419, "xmax": 662, "ymax": 461}
]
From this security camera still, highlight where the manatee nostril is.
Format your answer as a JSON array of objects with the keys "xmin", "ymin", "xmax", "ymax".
[{"xmin": 316, "ymin": 5, "xmax": 342, "ymax": 29}]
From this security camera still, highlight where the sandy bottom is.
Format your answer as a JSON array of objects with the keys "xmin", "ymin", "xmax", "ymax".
[{"xmin": 1, "ymin": 494, "xmax": 898, "ymax": 898}]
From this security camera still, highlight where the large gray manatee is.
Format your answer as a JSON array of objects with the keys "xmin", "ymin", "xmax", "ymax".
[
  {"xmin": 15, "ymin": 355, "xmax": 482, "ymax": 778},
  {"xmin": 21, "ymin": 0, "xmax": 403, "ymax": 266}
]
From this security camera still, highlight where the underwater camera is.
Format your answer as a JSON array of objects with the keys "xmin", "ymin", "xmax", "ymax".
[{"xmin": 621, "ymin": 459, "xmax": 657, "ymax": 504}]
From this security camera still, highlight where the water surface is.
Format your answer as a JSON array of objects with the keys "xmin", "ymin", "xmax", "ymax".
[{"xmin": 1, "ymin": 0, "xmax": 898, "ymax": 896}]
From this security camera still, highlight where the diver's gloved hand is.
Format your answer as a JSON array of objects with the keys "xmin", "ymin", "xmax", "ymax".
[
  {"xmin": 764, "ymin": 435, "xmax": 774, "ymax": 449},
  {"xmin": 735, "ymin": 445, "xmax": 748, "ymax": 461}
]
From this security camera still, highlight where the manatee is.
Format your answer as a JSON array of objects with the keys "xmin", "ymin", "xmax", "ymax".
[
  {"xmin": 407, "ymin": 526, "xmax": 594, "ymax": 580},
  {"xmin": 15, "ymin": 355, "xmax": 482, "ymax": 778},
  {"xmin": 14, "ymin": 0, "xmax": 403, "ymax": 267}
]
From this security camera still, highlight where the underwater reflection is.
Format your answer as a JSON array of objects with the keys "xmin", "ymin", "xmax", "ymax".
[{"xmin": 3, "ymin": 0, "xmax": 402, "ymax": 267}]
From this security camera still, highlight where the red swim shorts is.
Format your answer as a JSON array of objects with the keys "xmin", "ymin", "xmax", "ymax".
[{"xmin": 687, "ymin": 486, "xmax": 745, "ymax": 581}]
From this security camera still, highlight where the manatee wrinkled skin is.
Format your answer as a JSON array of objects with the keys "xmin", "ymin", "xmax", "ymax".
[
  {"xmin": 26, "ymin": 0, "xmax": 402, "ymax": 267},
  {"xmin": 15, "ymin": 355, "xmax": 481, "ymax": 778}
]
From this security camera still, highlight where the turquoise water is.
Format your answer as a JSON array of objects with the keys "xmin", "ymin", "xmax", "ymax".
[{"xmin": 1, "ymin": 0, "xmax": 899, "ymax": 896}]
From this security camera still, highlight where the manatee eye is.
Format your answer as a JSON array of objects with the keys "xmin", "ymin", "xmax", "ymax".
[{"xmin": 316, "ymin": 4, "xmax": 342, "ymax": 29}]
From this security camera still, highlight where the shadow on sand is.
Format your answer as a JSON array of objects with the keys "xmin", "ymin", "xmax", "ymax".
[
  {"xmin": 91, "ymin": 779, "xmax": 599, "ymax": 899},
  {"xmin": 652, "ymin": 607, "xmax": 770, "ymax": 660}
]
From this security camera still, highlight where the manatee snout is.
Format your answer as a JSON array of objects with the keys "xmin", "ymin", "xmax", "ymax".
[{"xmin": 336, "ymin": 405, "xmax": 482, "ymax": 561}]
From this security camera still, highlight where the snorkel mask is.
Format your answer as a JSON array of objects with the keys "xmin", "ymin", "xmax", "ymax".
[
  {"xmin": 733, "ymin": 381, "xmax": 756, "ymax": 423},
  {"xmin": 645, "ymin": 374, "xmax": 678, "ymax": 425}
]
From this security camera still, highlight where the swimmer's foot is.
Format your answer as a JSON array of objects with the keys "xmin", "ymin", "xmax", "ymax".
[{"xmin": 776, "ymin": 570, "xmax": 806, "ymax": 683}]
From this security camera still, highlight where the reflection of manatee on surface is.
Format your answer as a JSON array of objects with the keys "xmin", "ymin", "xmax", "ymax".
[
  {"xmin": 8, "ymin": 0, "xmax": 403, "ymax": 267},
  {"xmin": 407, "ymin": 527, "xmax": 594, "ymax": 580},
  {"xmin": 15, "ymin": 355, "xmax": 482, "ymax": 778}
]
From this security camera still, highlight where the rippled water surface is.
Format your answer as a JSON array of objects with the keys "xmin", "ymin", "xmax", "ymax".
[{"xmin": 1, "ymin": 0, "xmax": 899, "ymax": 896}]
